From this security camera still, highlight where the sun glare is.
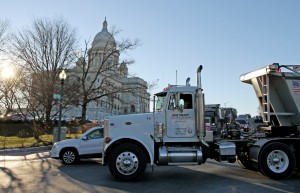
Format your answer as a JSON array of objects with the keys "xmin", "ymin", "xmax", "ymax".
[{"xmin": 1, "ymin": 65, "xmax": 15, "ymax": 79}]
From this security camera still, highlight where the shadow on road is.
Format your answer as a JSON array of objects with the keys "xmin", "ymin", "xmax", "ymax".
[
  {"xmin": 57, "ymin": 160, "xmax": 300, "ymax": 193},
  {"xmin": 1, "ymin": 155, "xmax": 299, "ymax": 193},
  {"xmin": 0, "ymin": 154, "xmax": 52, "ymax": 192},
  {"xmin": 0, "ymin": 166, "xmax": 24, "ymax": 192}
]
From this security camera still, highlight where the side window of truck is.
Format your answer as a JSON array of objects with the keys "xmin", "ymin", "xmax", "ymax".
[
  {"xmin": 168, "ymin": 93, "xmax": 193, "ymax": 110},
  {"xmin": 181, "ymin": 94, "xmax": 193, "ymax": 109}
]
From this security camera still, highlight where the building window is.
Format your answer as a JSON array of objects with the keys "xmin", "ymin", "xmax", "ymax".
[{"xmin": 131, "ymin": 105, "xmax": 135, "ymax": 113}]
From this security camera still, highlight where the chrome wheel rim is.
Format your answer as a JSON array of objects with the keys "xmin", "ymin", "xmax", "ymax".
[
  {"xmin": 63, "ymin": 151, "xmax": 75, "ymax": 164},
  {"xmin": 267, "ymin": 150, "xmax": 289, "ymax": 173},
  {"xmin": 116, "ymin": 151, "xmax": 139, "ymax": 175}
]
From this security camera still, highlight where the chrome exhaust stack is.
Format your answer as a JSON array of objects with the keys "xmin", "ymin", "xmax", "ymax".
[
  {"xmin": 186, "ymin": 77, "xmax": 191, "ymax": 86},
  {"xmin": 196, "ymin": 65, "xmax": 209, "ymax": 148}
]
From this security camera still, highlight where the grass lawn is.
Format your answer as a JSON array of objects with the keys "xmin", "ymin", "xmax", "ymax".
[
  {"xmin": 0, "ymin": 133, "xmax": 81, "ymax": 149},
  {"xmin": 0, "ymin": 122, "xmax": 99, "ymax": 149}
]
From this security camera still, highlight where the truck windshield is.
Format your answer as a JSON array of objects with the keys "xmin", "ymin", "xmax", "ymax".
[{"xmin": 155, "ymin": 93, "xmax": 167, "ymax": 112}]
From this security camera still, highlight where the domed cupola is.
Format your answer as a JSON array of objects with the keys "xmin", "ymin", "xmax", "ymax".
[
  {"xmin": 76, "ymin": 56, "xmax": 85, "ymax": 67},
  {"xmin": 92, "ymin": 18, "xmax": 116, "ymax": 50},
  {"xmin": 119, "ymin": 61, "xmax": 128, "ymax": 76}
]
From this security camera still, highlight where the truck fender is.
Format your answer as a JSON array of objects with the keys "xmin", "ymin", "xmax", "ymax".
[
  {"xmin": 248, "ymin": 138, "xmax": 271, "ymax": 162},
  {"xmin": 104, "ymin": 135, "xmax": 154, "ymax": 165}
]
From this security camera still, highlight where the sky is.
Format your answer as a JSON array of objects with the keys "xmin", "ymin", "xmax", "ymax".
[{"xmin": 1, "ymin": 0, "xmax": 300, "ymax": 116}]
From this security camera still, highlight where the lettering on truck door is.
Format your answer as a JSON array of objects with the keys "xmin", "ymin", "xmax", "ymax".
[{"xmin": 166, "ymin": 93, "xmax": 196, "ymax": 138}]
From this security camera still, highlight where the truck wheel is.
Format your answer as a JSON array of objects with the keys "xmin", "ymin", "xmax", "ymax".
[
  {"xmin": 61, "ymin": 149, "xmax": 79, "ymax": 165},
  {"xmin": 259, "ymin": 142, "xmax": 296, "ymax": 180},
  {"xmin": 109, "ymin": 143, "xmax": 147, "ymax": 181}
]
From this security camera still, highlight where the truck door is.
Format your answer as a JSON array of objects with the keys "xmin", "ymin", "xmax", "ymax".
[{"xmin": 166, "ymin": 93, "xmax": 196, "ymax": 138}]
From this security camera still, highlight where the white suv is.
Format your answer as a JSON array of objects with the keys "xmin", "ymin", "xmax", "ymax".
[{"xmin": 50, "ymin": 126, "xmax": 104, "ymax": 164}]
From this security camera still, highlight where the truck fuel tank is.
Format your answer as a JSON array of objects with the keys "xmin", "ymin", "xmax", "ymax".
[{"xmin": 158, "ymin": 146, "xmax": 203, "ymax": 165}]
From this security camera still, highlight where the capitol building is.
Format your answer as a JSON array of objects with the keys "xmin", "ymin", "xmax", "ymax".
[{"xmin": 59, "ymin": 19, "xmax": 150, "ymax": 121}]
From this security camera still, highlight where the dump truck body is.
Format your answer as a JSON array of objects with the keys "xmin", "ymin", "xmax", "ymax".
[{"xmin": 240, "ymin": 63, "xmax": 300, "ymax": 136}]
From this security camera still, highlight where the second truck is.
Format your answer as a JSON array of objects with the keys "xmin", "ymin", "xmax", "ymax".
[{"xmin": 102, "ymin": 63, "xmax": 300, "ymax": 181}]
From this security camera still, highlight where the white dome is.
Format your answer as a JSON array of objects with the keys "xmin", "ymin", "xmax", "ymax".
[{"xmin": 92, "ymin": 19, "xmax": 116, "ymax": 50}]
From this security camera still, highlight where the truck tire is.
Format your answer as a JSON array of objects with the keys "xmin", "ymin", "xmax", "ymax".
[
  {"xmin": 61, "ymin": 148, "xmax": 79, "ymax": 165},
  {"xmin": 109, "ymin": 143, "xmax": 147, "ymax": 181},
  {"xmin": 259, "ymin": 142, "xmax": 296, "ymax": 180}
]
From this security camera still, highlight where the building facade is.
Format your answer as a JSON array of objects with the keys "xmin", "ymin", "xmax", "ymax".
[{"xmin": 61, "ymin": 19, "xmax": 150, "ymax": 121}]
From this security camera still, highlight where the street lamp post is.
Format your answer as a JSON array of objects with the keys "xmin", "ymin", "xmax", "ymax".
[{"xmin": 58, "ymin": 69, "xmax": 67, "ymax": 141}]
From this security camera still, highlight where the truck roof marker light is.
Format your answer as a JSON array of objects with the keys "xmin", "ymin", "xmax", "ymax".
[
  {"xmin": 163, "ymin": 85, "xmax": 173, "ymax": 91},
  {"xmin": 105, "ymin": 137, "xmax": 111, "ymax": 143}
]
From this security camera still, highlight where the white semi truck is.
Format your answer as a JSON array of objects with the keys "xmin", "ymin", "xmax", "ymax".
[{"xmin": 102, "ymin": 63, "xmax": 300, "ymax": 181}]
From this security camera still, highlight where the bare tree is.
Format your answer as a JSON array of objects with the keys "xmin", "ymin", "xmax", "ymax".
[
  {"xmin": 0, "ymin": 63, "xmax": 40, "ymax": 118},
  {"xmin": 0, "ymin": 19, "xmax": 11, "ymax": 115},
  {"xmin": 69, "ymin": 20, "xmax": 148, "ymax": 123},
  {"xmin": 9, "ymin": 16, "xmax": 78, "ymax": 122},
  {"xmin": 0, "ymin": 19, "xmax": 10, "ymax": 53},
  {"xmin": 0, "ymin": 72, "xmax": 20, "ymax": 116}
]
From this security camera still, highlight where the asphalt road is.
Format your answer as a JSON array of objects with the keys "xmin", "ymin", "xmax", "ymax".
[{"xmin": 0, "ymin": 149, "xmax": 299, "ymax": 193}]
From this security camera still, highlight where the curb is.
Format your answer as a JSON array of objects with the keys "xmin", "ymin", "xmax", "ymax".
[{"xmin": 0, "ymin": 145, "xmax": 52, "ymax": 154}]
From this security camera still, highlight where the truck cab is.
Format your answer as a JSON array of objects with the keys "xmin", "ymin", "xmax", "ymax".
[
  {"xmin": 155, "ymin": 85, "xmax": 198, "ymax": 142},
  {"xmin": 205, "ymin": 117, "xmax": 212, "ymax": 131}
]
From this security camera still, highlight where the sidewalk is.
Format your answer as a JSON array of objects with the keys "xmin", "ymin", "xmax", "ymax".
[{"xmin": 0, "ymin": 146, "xmax": 51, "ymax": 161}]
